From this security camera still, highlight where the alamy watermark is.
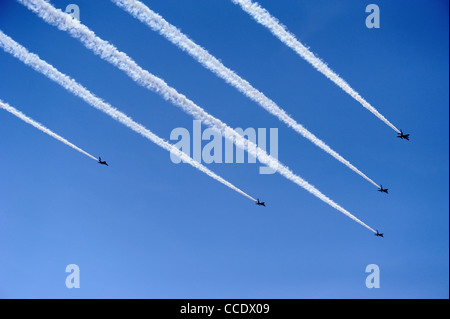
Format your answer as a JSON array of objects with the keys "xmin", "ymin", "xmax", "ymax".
[
  {"xmin": 365, "ymin": 264, "xmax": 380, "ymax": 288},
  {"xmin": 169, "ymin": 120, "xmax": 278, "ymax": 174},
  {"xmin": 65, "ymin": 264, "xmax": 80, "ymax": 288},
  {"xmin": 65, "ymin": 4, "xmax": 80, "ymax": 21},
  {"xmin": 365, "ymin": 4, "xmax": 380, "ymax": 29}
]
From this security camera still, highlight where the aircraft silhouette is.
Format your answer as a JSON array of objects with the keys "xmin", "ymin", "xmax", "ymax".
[
  {"xmin": 378, "ymin": 185, "xmax": 388, "ymax": 194},
  {"xmin": 98, "ymin": 157, "xmax": 108, "ymax": 166},
  {"xmin": 256, "ymin": 199, "xmax": 266, "ymax": 207},
  {"xmin": 397, "ymin": 130, "xmax": 410, "ymax": 141},
  {"xmin": 375, "ymin": 230, "xmax": 384, "ymax": 238}
]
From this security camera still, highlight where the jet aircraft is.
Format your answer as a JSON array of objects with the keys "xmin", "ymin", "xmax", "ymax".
[
  {"xmin": 375, "ymin": 230, "xmax": 384, "ymax": 238},
  {"xmin": 98, "ymin": 157, "xmax": 109, "ymax": 166},
  {"xmin": 397, "ymin": 130, "xmax": 410, "ymax": 141},
  {"xmin": 378, "ymin": 185, "xmax": 388, "ymax": 194},
  {"xmin": 256, "ymin": 199, "xmax": 266, "ymax": 207}
]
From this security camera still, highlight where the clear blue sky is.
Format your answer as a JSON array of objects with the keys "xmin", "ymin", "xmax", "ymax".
[{"xmin": 0, "ymin": 0, "xmax": 448, "ymax": 298}]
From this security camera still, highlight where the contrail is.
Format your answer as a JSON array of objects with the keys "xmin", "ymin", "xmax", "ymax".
[
  {"xmin": 0, "ymin": 99, "xmax": 98, "ymax": 161},
  {"xmin": 110, "ymin": 0, "xmax": 380, "ymax": 189},
  {"xmin": 17, "ymin": 0, "xmax": 377, "ymax": 233},
  {"xmin": 231, "ymin": 0, "xmax": 400, "ymax": 134},
  {"xmin": 0, "ymin": 31, "xmax": 257, "ymax": 203}
]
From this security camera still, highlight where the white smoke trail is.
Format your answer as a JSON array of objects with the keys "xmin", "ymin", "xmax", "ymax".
[
  {"xmin": 17, "ymin": 0, "xmax": 377, "ymax": 233},
  {"xmin": 110, "ymin": 0, "xmax": 380, "ymax": 189},
  {"xmin": 232, "ymin": 0, "xmax": 400, "ymax": 134},
  {"xmin": 0, "ymin": 31, "xmax": 257, "ymax": 202},
  {"xmin": 0, "ymin": 99, "xmax": 98, "ymax": 161}
]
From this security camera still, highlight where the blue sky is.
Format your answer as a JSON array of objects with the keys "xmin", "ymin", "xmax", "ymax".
[{"xmin": 0, "ymin": 0, "xmax": 448, "ymax": 298}]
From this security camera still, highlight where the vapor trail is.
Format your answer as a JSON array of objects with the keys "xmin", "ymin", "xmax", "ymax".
[
  {"xmin": 0, "ymin": 99, "xmax": 98, "ymax": 161},
  {"xmin": 0, "ymin": 31, "xmax": 257, "ymax": 202},
  {"xmin": 231, "ymin": 0, "xmax": 400, "ymax": 134},
  {"xmin": 17, "ymin": 0, "xmax": 377, "ymax": 233},
  {"xmin": 110, "ymin": 0, "xmax": 380, "ymax": 189}
]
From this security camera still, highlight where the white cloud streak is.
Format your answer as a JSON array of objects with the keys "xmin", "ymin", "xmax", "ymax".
[
  {"xmin": 231, "ymin": 0, "xmax": 400, "ymax": 133},
  {"xmin": 0, "ymin": 98, "xmax": 98, "ymax": 161}
]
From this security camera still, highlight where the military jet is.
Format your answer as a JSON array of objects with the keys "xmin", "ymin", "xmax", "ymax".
[
  {"xmin": 98, "ymin": 157, "xmax": 109, "ymax": 166},
  {"xmin": 397, "ymin": 130, "xmax": 410, "ymax": 141},
  {"xmin": 256, "ymin": 199, "xmax": 266, "ymax": 207},
  {"xmin": 378, "ymin": 185, "xmax": 388, "ymax": 194},
  {"xmin": 375, "ymin": 230, "xmax": 384, "ymax": 238}
]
